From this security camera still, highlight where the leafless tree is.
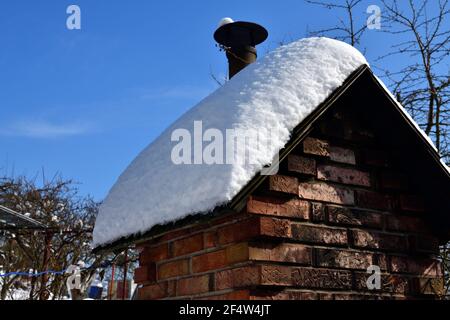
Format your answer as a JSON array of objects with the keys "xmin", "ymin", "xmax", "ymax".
[
  {"xmin": 378, "ymin": 0, "xmax": 450, "ymax": 163},
  {"xmin": 305, "ymin": 0, "xmax": 368, "ymax": 47},
  {"xmin": 0, "ymin": 174, "xmax": 112, "ymax": 300}
]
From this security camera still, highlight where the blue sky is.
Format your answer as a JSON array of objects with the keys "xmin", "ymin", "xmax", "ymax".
[{"xmin": 0, "ymin": 1, "xmax": 440, "ymax": 200}]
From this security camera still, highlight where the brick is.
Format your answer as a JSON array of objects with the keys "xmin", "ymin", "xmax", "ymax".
[
  {"xmin": 291, "ymin": 267, "xmax": 352, "ymax": 289},
  {"xmin": 249, "ymin": 243, "xmax": 312, "ymax": 265},
  {"xmin": 316, "ymin": 248, "xmax": 386, "ymax": 270},
  {"xmin": 269, "ymin": 175, "xmax": 298, "ymax": 194},
  {"xmin": 409, "ymin": 235, "xmax": 439, "ymax": 253},
  {"xmin": 260, "ymin": 265, "xmax": 291, "ymax": 286},
  {"xmin": 311, "ymin": 202, "xmax": 325, "ymax": 222},
  {"xmin": 204, "ymin": 231, "xmax": 217, "ymax": 249},
  {"xmin": 380, "ymin": 172, "xmax": 407, "ymax": 190},
  {"xmin": 363, "ymin": 149, "xmax": 389, "ymax": 167},
  {"xmin": 352, "ymin": 230, "xmax": 407, "ymax": 251},
  {"xmin": 215, "ymin": 266, "xmax": 259, "ymax": 290},
  {"xmin": 386, "ymin": 215, "xmax": 428, "ymax": 233},
  {"xmin": 353, "ymin": 272, "xmax": 409, "ymax": 294},
  {"xmin": 303, "ymin": 137, "xmax": 329, "ymax": 157},
  {"xmin": 137, "ymin": 282, "xmax": 168, "ymax": 300},
  {"xmin": 399, "ymin": 195, "xmax": 425, "ymax": 212},
  {"xmin": 192, "ymin": 243, "xmax": 249, "ymax": 273},
  {"xmin": 390, "ymin": 256, "xmax": 442, "ymax": 276},
  {"xmin": 259, "ymin": 217, "xmax": 291, "ymax": 238},
  {"xmin": 298, "ymin": 182, "xmax": 354, "ymax": 205},
  {"xmin": 140, "ymin": 244, "xmax": 168, "ymax": 265},
  {"xmin": 172, "ymin": 233, "xmax": 204, "ymax": 257},
  {"xmin": 329, "ymin": 146, "xmax": 356, "ymax": 165},
  {"xmin": 413, "ymin": 277, "xmax": 445, "ymax": 296},
  {"xmin": 192, "ymin": 250, "xmax": 227, "ymax": 273},
  {"xmin": 158, "ymin": 259, "xmax": 189, "ymax": 280},
  {"xmin": 177, "ymin": 275, "xmax": 210, "ymax": 296},
  {"xmin": 247, "ymin": 196, "xmax": 309, "ymax": 220},
  {"xmin": 356, "ymin": 190, "xmax": 392, "ymax": 211},
  {"xmin": 317, "ymin": 165, "xmax": 370, "ymax": 187},
  {"xmin": 134, "ymin": 265, "xmax": 157, "ymax": 284},
  {"xmin": 327, "ymin": 206, "xmax": 383, "ymax": 228},
  {"xmin": 200, "ymin": 290, "xmax": 251, "ymax": 300},
  {"xmin": 226, "ymin": 242, "xmax": 250, "ymax": 263},
  {"xmin": 291, "ymin": 224, "xmax": 347, "ymax": 245},
  {"xmin": 287, "ymin": 155, "xmax": 316, "ymax": 175},
  {"xmin": 217, "ymin": 218, "xmax": 260, "ymax": 245},
  {"xmin": 252, "ymin": 290, "xmax": 317, "ymax": 300}
]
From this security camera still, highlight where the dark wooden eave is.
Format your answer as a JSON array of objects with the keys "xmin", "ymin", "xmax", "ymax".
[{"xmin": 93, "ymin": 65, "xmax": 450, "ymax": 254}]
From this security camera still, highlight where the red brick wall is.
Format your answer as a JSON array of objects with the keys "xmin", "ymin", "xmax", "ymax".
[{"xmin": 134, "ymin": 108, "xmax": 444, "ymax": 300}]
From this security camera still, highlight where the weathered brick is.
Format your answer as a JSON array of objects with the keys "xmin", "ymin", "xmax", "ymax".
[
  {"xmin": 217, "ymin": 218, "xmax": 260, "ymax": 245},
  {"xmin": 137, "ymin": 282, "xmax": 168, "ymax": 300},
  {"xmin": 192, "ymin": 243, "xmax": 249, "ymax": 273},
  {"xmin": 287, "ymin": 155, "xmax": 316, "ymax": 175},
  {"xmin": 291, "ymin": 224, "xmax": 348, "ymax": 245},
  {"xmin": 409, "ymin": 235, "xmax": 440, "ymax": 253},
  {"xmin": 247, "ymin": 196, "xmax": 309, "ymax": 220},
  {"xmin": 354, "ymin": 272, "xmax": 409, "ymax": 294},
  {"xmin": 269, "ymin": 175, "xmax": 298, "ymax": 194},
  {"xmin": 390, "ymin": 256, "xmax": 442, "ymax": 276},
  {"xmin": 352, "ymin": 230, "xmax": 407, "ymax": 251},
  {"xmin": 172, "ymin": 233, "xmax": 204, "ymax": 257},
  {"xmin": 298, "ymin": 182, "xmax": 354, "ymax": 205},
  {"xmin": 329, "ymin": 146, "xmax": 356, "ymax": 165},
  {"xmin": 317, "ymin": 165, "xmax": 370, "ymax": 187},
  {"xmin": 363, "ymin": 149, "xmax": 389, "ymax": 167},
  {"xmin": 177, "ymin": 275, "xmax": 210, "ymax": 296},
  {"xmin": 199, "ymin": 290, "xmax": 251, "ymax": 300},
  {"xmin": 134, "ymin": 265, "xmax": 157, "ymax": 284},
  {"xmin": 158, "ymin": 259, "xmax": 189, "ymax": 280},
  {"xmin": 412, "ymin": 277, "xmax": 445, "ymax": 296},
  {"xmin": 259, "ymin": 217, "xmax": 291, "ymax": 238},
  {"xmin": 204, "ymin": 231, "xmax": 217, "ymax": 249},
  {"xmin": 140, "ymin": 244, "xmax": 169, "ymax": 265},
  {"xmin": 316, "ymin": 248, "xmax": 386, "ymax": 270},
  {"xmin": 327, "ymin": 206, "xmax": 383, "ymax": 228},
  {"xmin": 291, "ymin": 267, "xmax": 352, "ymax": 289},
  {"xmin": 399, "ymin": 195, "xmax": 425, "ymax": 212},
  {"xmin": 215, "ymin": 266, "xmax": 259, "ymax": 290},
  {"xmin": 192, "ymin": 250, "xmax": 226, "ymax": 273},
  {"xmin": 260, "ymin": 265, "xmax": 291, "ymax": 286},
  {"xmin": 249, "ymin": 243, "xmax": 312, "ymax": 265},
  {"xmin": 303, "ymin": 137, "xmax": 329, "ymax": 157},
  {"xmin": 356, "ymin": 190, "xmax": 392, "ymax": 211},
  {"xmin": 311, "ymin": 202, "xmax": 325, "ymax": 222},
  {"xmin": 386, "ymin": 215, "xmax": 428, "ymax": 233},
  {"xmin": 380, "ymin": 172, "xmax": 407, "ymax": 190},
  {"xmin": 252, "ymin": 290, "xmax": 318, "ymax": 300}
]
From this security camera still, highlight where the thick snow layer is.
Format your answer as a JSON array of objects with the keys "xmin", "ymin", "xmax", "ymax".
[{"xmin": 94, "ymin": 37, "xmax": 373, "ymax": 247}]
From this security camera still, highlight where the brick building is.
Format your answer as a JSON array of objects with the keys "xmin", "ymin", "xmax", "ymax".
[{"xmin": 93, "ymin": 38, "xmax": 450, "ymax": 300}]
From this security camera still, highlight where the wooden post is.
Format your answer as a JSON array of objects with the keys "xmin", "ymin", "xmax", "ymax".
[
  {"xmin": 122, "ymin": 248, "xmax": 129, "ymax": 300},
  {"xmin": 109, "ymin": 263, "xmax": 115, "ymax": 300},
  {"xmin": 39, "ymin": 231, "xmax": 53, "ymax": 300}
]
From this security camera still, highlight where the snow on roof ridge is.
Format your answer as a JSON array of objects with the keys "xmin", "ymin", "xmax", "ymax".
[{"xmin": 92, "ymin": 37, "xmax": 373, "ymax": 247}]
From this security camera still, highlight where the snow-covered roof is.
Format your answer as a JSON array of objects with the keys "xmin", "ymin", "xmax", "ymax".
[{"xmin": 92, "ymin": 37, "xmax": 445, "ymax": 248}]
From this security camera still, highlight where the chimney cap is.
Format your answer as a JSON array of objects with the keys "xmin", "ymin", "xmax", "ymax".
[{"xmin": 214, "ymin": 20, "xmax": 268, "ymax": 48}]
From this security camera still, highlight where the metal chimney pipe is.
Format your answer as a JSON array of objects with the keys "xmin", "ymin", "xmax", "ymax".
[{"xmin": 214, "ymin": 18, "xmax": 268, "ymax": 79}]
